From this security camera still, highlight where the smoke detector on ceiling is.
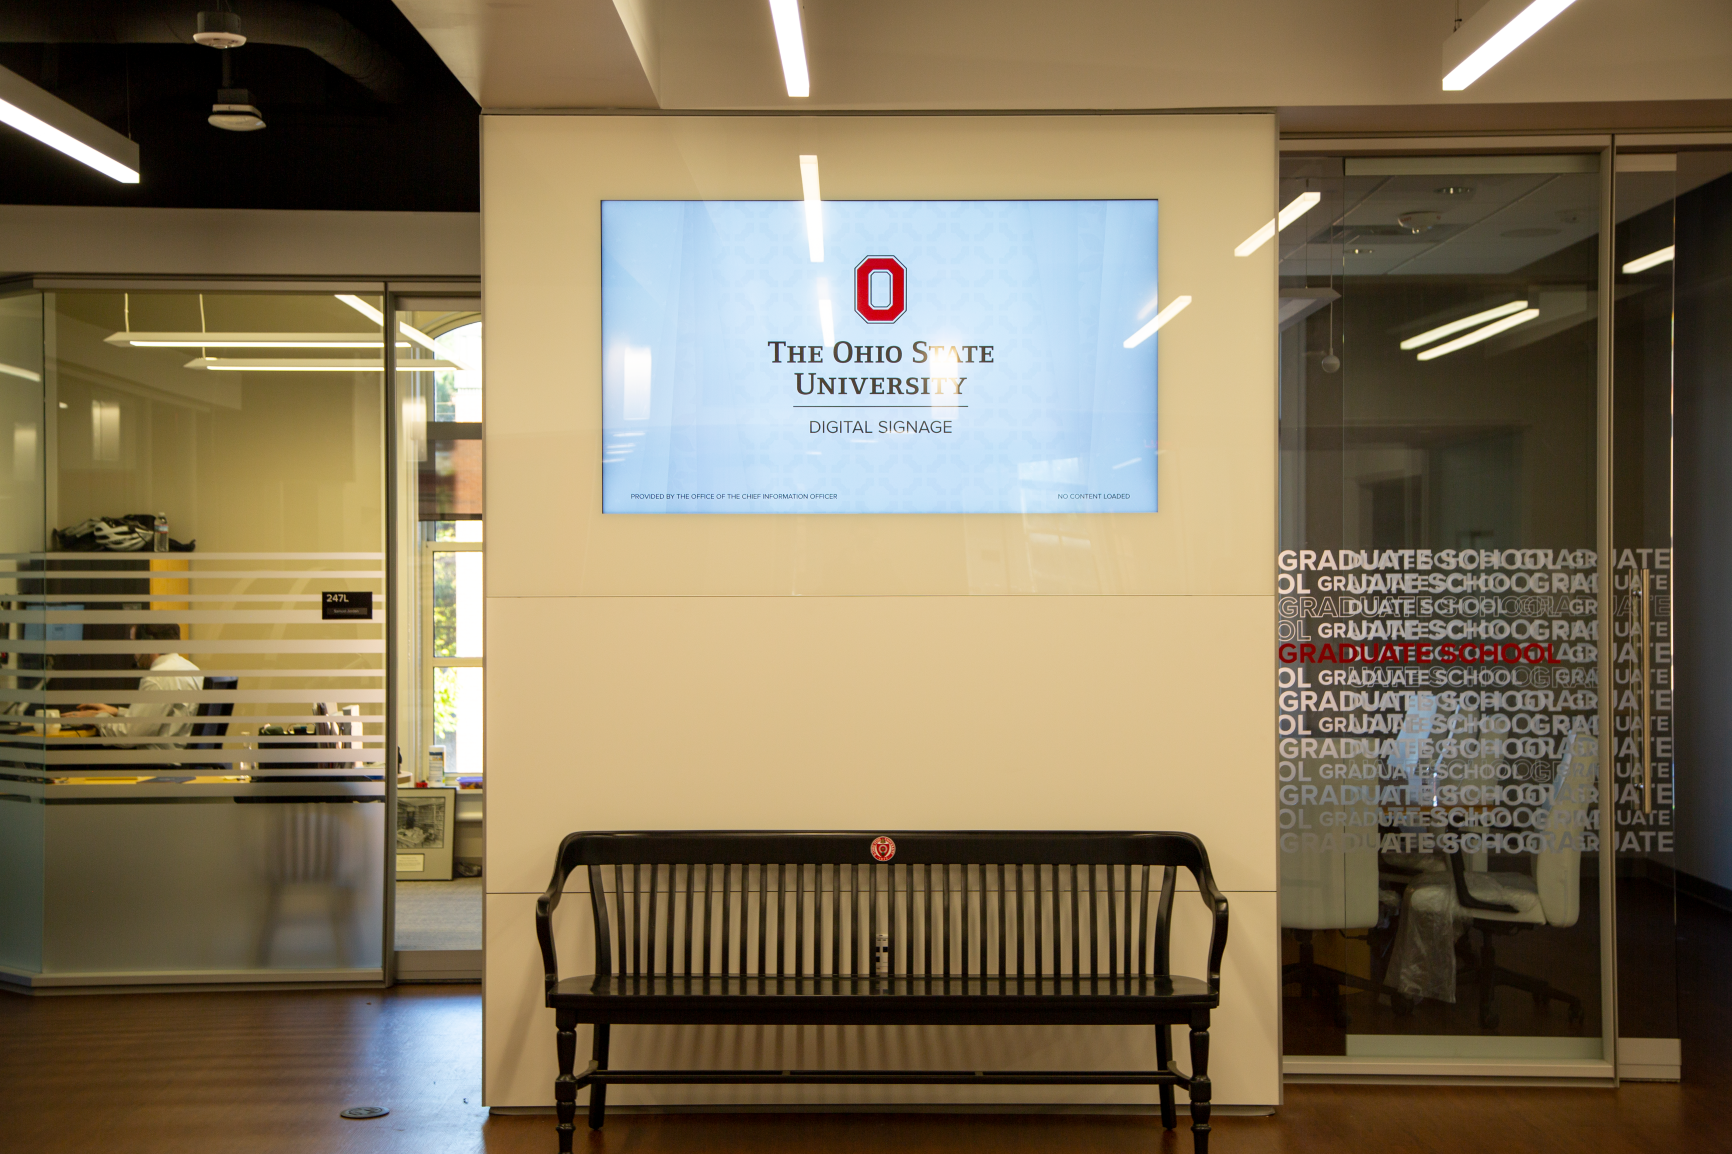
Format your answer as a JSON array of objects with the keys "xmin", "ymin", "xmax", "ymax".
[
  {"xmin": 193, "ymin": 10, "xmax": 247, "ymax": 49},
  {"xmin": 210, "ymin": 88, "xmax": 265, "ymax": 131}
]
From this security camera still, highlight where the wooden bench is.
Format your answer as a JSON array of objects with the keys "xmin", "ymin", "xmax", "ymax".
[{"xmin": 537, "ymin": 831, "xmax": 1229, "ymax": 1152}]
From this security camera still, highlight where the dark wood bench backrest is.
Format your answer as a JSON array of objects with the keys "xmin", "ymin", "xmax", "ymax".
[{"xmin": 538, "ymin": 831, "xmax": 1228, "ymax": 996}]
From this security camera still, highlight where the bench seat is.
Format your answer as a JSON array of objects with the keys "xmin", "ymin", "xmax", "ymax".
[{"xmin": 553, "ymin": 972, "xmax": 1215, "ymax": 1024}]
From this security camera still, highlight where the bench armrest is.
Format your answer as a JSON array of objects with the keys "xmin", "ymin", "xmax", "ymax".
[
  {"xmin": 536, "ymin": 833, "xmax": 585, "ymax": 1003},
  {"xmin": 1187, "ymin": 853, "xmax": 1230, "ymax": 996}
]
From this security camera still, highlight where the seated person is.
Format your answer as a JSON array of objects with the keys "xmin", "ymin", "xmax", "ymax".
[{"xmin": 63, "ymin": 623, "xmax": 202, "ymax": 748}]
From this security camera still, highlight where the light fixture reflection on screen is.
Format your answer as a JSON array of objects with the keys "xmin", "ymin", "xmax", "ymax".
[
  {"xmin": 622, "ymin": 348, "xmax": 653, "ymax": 420},
  {"xmin": 1123, "ymin": 295, "xmax": 1192, "ymax": 348},
  {"xmin": 818, "ymin": 296, "xmax": 835, "ymax": 345},
  {"xmin": 800, "ymin": 155, "xmax": 824, "ymax": 262}
]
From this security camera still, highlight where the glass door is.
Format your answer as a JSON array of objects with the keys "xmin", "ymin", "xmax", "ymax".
[{"xmin": 1277, "ymin": 152, "xmax": 1611, "ymax": 1069}]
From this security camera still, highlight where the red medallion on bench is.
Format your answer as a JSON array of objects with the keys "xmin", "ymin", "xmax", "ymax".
[{"xmin": 870, "ymin": 836, "xmax": 896, "ymax": 862}]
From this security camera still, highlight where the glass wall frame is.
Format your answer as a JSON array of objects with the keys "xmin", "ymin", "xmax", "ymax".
[
  {"xmin": 1274, "ymin": 141, "xmax": 1622, "ymax": 1080},
  {"xmin": 0, "ymin": 275, "xmax": 479, "ymax": 989}
]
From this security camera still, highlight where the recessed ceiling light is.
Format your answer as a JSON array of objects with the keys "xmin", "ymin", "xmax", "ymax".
[
  {"xmin": 1442, "ymin": 0, "xmax": 1578, "ymax": 91},
  {"xmin": 1234, "ymin": 192, "xmax": 1322, "ymax": 257},
  {"xmin": 767, "ymin": 0, "xmax": 811, "ymax": 98},
  {"xmin": 1435, "ymin": 185, "xmax": 1474, "ymax": 197}
]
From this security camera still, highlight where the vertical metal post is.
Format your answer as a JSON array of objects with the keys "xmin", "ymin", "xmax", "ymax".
[
  {"xmin": 382, "ymin": 285, "xmax": 400, "ymax": 987},
  {"xmin": 1597, "ymin": 142, "xmax": 1621, "ymax": 1076}
]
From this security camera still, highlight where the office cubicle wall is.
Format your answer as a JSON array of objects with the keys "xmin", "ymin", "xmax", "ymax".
[{"xmin": 479, "ymin": 113, "xmax": 1280, "ymax": 1107}]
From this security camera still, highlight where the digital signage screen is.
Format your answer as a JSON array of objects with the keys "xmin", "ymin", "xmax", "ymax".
[{"xmin": 601, "ymin": 199, "xmax": 1160, "ymax": 514}]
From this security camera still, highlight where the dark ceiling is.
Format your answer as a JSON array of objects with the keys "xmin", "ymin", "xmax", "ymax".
[{"xmin": 0, "ymin": 1, "xmax": 478, "ymax": 212}]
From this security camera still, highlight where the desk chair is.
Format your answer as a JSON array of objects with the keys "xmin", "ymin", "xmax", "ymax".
[
  {"xmin": 1282, "ymin": 845, "xmax": 1396, "ymax": 1023},
  {"xmin": 1448, "ymin": 730, "xmax": 1591, "ymax": 1030},
  {"xmin": 185, "ymin": 675, "xmax": 237, "ymax": 771}
]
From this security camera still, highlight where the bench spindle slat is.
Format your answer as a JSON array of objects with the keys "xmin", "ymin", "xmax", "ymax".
[
  {"xmin": 907, "ymin": 859, "xmax": 921, "ymax": 977},
  {"xmin": 720, "ymin": 864, "xmax": 731, "ymax": 978},
  {"xmin": 796, "ymin": 864, "xmax": 806, "ymax": 978},
  {"xmin": 1156, "ymin": 864, "xmax": 1176, "ymax": 976},
  {"xmin": 1016, "ymin": 863, "xmax": 1026, "ymax": 978},
  {"xmin": 1107, "ymin": 862, "xmax": 1119, "ymax": 979}
]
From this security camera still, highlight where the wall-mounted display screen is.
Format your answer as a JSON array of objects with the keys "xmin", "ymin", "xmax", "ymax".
[{"xmin": 601, "ymin": 199, "xmax": 1160, "ymax": 514}]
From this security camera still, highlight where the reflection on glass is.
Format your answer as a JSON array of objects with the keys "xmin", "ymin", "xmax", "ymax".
[{"xmin": 1277, "ymin": 157, "xmax": 1606, "ymax": 1061}]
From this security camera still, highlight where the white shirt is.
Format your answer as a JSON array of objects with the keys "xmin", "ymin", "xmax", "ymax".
[{"xmin": 98, "ymin": 653, "xmax": 203, "ymax": 748}]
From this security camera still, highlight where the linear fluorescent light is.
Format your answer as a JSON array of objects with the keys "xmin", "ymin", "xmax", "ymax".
[
  {"xmin": 1399, "ymin": 300, "xmax": 1529, "ymax": 350},
  {"xmin": 768, "ymin": 0, "xmax": 811, "ymax": 98},
  {"xmin": 1235, "ymin": 192, "xmax": 1322, "ymax": 257},
  {"xmin": 1442, "ymin": 0, "xmax": 1577, "ymax": 91},
  {"xmin": 1414, "ymin": 309, "xmax": 1540, "ymax": 361},
  {"xmin": 818, "ymin": 297, "xmax": 835, "ymax": 345},
  {"xmin": 1622, "ymin": 245, "xmax": 1675, "ymax": 274},
  {"xmin": 0, "ymin": 362, "xmax": 41, "ymax": 382},
  {"xmin": 0, "ymin": 65, "xmax": 139, "ymax": 183},
  {"xmin": 335, "ymin": 294, "xmax": 477, "ymax": 372},
  {"xmin": 185, "ymin": 357, "xmax": 459, "ymax": 372},
  {"xmin": 800, "ymin": 154, "xmax": 824, "ymax": 262},
  {"xmin": 106, "ymin": 331, "xmax": 407, "ymax": 349},
  {"xmin": 1123, "ymin": 296, "xmax": 1192, "ymax": 349}
]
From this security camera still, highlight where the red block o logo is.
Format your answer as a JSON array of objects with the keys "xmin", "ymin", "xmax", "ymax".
[
  {"xmin": 870, "ymin": 836, "xmax": 896, "ymax": 862},
  {"xmin": 854, "ymin": 256, "xmax": 906, "ymax": 323}
]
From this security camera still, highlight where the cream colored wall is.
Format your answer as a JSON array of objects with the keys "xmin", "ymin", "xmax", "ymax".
[{"xmin": 482, "ymin": 113, "xmax": 1279, "ymax": 1107}]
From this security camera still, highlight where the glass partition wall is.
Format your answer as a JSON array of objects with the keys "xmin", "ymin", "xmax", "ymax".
[
  {"xmin": 391, "ymin": 297, "xmax": 484, "ymax": 968},
  {"xmin": 0, "ymin": 287, "xmax": 393, "ymax": 985},
  {"xmin": 1277, "ymin": 154, "xmax": 1613, "ymax": 1069}
]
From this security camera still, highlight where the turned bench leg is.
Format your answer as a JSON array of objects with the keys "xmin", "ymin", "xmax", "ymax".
[
  {"xmin": 554, "ymin": 1010, "xmax": 578, "ymax": 1153},
  {"xmin": 1155, "ymin": 1023, "xmax": 1178, "ymax": 1130},
  {"xmin": 1188, "ymin": 1014, "xmax": 1211, "ymax": 1154},
  {"xmin": 588, "ymin": 1023, "xmax": 612, "ymax": 1130}
]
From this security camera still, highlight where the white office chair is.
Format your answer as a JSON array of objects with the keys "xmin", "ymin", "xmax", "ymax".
[
  {"xmin": 1447, "ymin": 730, "xmax": 1592, "ymax": 1029},
  {"xmin": 1281, "ymin": 761, "xmax": 1392, "ymax": 1022}
]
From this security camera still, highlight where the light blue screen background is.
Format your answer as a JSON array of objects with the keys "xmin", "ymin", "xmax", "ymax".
[{"xmin": 601, "ymin": 199, "xmax": 1159, "ymax": 514}]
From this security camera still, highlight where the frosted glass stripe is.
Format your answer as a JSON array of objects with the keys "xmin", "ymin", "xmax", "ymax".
[
  {"xmin": 0, "ymin": 570, "xmax": 385, "ymax": 580},
  {"xmin": 24, "ymin": 668, "xmax": 382, "ymax": 678},
  {"xmin": 0, "ymin": 710, "xmax": 381, "ymax": 720},
  {"xmin": 9, "ymin": 594, "xmax": 389, "ymax": 604},
  {"xmin": 0, "ymin": 689, "xmax": 386, "ymax": 703},
  {"xmin": 29, "ymin": 750, "xmax": 383, "ymax": 766},
  {"xmin": 0, "ymin": 552, "xmax": 384, "ymax": 562},
  {"xmin": 0, "ymin": 611, "xmax": 385, "ymax": 625},
  {"xmin": 11, "ymin": 640, "xmax": 384, "ymax": 654}
]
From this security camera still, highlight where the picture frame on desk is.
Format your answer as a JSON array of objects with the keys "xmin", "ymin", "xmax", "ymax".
[{"xmin": 396, "ymin": 786, "xmax": 456, "ymax": 881}]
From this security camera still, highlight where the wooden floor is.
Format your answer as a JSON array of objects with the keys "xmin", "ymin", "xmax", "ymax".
[{"xmin": 4, "ymin": 895, "xmax": 1728, "ymax": 1154}]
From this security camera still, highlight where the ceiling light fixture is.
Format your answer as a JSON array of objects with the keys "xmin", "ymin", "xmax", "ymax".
[
  {"xmin": 800, "ymin": 154, "xmax": 824, "ymax": 262},
  {"xmin": 0, "ymin": 64, "xmax": 139, "ymax": 183},
  {"xmin": 209, "ymin": 89, "xmax": 265, "ymax": 132},
  {"xmin": 767, "ymin": 0, "xmax": 811, "ymax": 98},
  {"xmin": 1414, "ymin": 308, "xmax": 1540, "ymax": 361},
  {"xmin": 107, "ymin": 332, "xmax": 407, "ymax": 349},
  {"xmin": 334, "ymin": 294, "xmax": 477, "ymax": 371},
  {"xmin": 1123, "ymin": 296, "xmax": 1193, "ymax": 349},
  {"xmin": 1235, "ymin": 191, "xmax": 1322, "ymax": 257},
  {"xmin": 0, "ymin": 362, "xmax": 41, "ymax": 382},
  {"xmin": 1442, "ymin": 0, "xmax": 1577, "ymax": 91},
  {"xmin": 1399, "ymin": 300, "xmax": 1530, "ymax": 350},
  {"xmin": 1622, "ymin": 245, "xmax": 1675, "ymax": 274}
]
